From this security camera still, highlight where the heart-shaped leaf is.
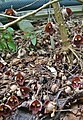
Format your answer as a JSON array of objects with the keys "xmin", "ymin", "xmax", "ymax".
[{"xmin": 18, "ymin": 20, "xmax": 34, "ymax": 32}]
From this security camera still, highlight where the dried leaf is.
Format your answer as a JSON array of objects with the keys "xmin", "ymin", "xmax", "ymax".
[
  {"xmin": 63, "ymin": 114, "xmax": 80, "ymax": 120},
  {"xmin": 46, "ymin": 66, "xmax": 57, "ymax": 76}
]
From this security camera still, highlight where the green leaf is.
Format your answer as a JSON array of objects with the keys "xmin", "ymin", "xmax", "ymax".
[
  {"xmin": 25, "ymin": 33, "xmax": 32, "ymax": 37},
  {"xmin": 0, "ymin": 40, "xmax": 7, "ymax": 50},
  {"xmin": 30, "ymin": 34, "xmax": 37, "ymax": 46},
  {"xmin": 0, "ymin": 42, "xmax": 5, "ymax": 50},
  {"xmin": 0, "ymin": 38, "xmax": 16, "ymax": 52},
  {"xmin": 8, "ymin": 40, "xmax": 17, "ymax": 52},
  {"xmin": 2, "ymin": 32, "xmax": 12, "ymax": 40},
  {"xmin": 0, "ymin": 29, "xmax": 16, "ymax": 52},
  {"xmin": 7, "ymin": 27, "xmax": 14, "ymax": 34},
  {"xmin": 18, "ymin": 20, "xmax": 34, "ymax": 32},
  {"xmin": 3, "ymin": 34, "xmax": 11, "ymax": 39},
  {"xmin": 31, "ymin": 37, "xmax": 37, "ymax": 46},
  {"xmin": 24, "ymin": 33, "xmax": 32, "ymax": 39}
]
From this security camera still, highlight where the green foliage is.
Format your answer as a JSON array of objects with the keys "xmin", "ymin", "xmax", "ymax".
[
  {"xmin": 18, "ymin": 20, "xmax": 43, "ymax": 48},
  {"xmin": 0, "ymin": 27, "xmax": 17, "ymax": 52},
  {"xmin": 31, "ymin": 37, "xmax": 37, "ymax": 46},
  {"xmin": 0, "ymin": 40, "xmax": 7, "ymax": 50},
  {"xmin": 30, "ymin": 34, "xmax": 37, "ymax": 46},
  {"xmin": 18, "ymin": 20, "xmax": 34, "ymax": 33},
  {"xmin": 25, "ymin": 33, "xmax": 37, "ymax": 46},
  {"xmin": 7, "ymin": 27, "xmax": 14, "ymax": 34}
]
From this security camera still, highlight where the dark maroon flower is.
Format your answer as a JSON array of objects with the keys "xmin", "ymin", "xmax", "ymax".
[
  {"xmin": 45, "ymin": 22, "xmax": 56, "ymax": 35},
  {"xmin": 5, "ymin": 69, "xmax": 13, "ymax": 79},
  {"xmin": 29, "ymin": 99, "xmax": 42, "ymax": 114},
  {"xmin": 5, "ymin": 8, "xmax": 16, "ymax": 16},
  {"xmin": 73, "ymin": 35, "xmax": 83, "ymax": 47},
  {"xmin": 62, "ymin": 7, "xmax": 72, "ymax": 20},
  {"xmin": 5, "ymin": 69, "xmax": 12, "ymax": 76},
  {"xmin": 15, "ymin": 72, "xmax": 25, "ymax": 86},
  {"xmin": 72, "ymin": 76, "xmax": 81, "ymax": 88},
  {"xmin": 5, "ymin": 8, "xmax": 17, "ymax": 21},
  {"xmin": 6, "ymin": 95, "xmax": 19, "ymax": 109},
  {"xmin": 20, "ymin": 87, "xmax": 31, "ymax": 98},
  {"xmin": 0, "ymin": 104, "xmax": 11, "ymax": 117},
  {"xmin": 66, "ymin": 8, "xmax": 72, "ymax": 16}
]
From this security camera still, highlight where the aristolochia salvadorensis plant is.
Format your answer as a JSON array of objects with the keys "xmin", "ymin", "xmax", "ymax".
[{"xmin": 0, "ymin": 27, "xmax": 17, "ymax": 52}]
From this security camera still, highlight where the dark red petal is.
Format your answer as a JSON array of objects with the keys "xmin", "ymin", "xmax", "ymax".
[
  {"xmin": 5, "ymin": 9, "xmax": 15, "ymax": 16},
  {"xmin": 73, "ymin": 35, "xmax": 83, "ymax": 47},
  {"xmin": 16, "ymin": 72, "xmax": 25, "ymax": 86},
  {"xmin": 66, "ymin": 8, "xmax": 72, "ymax": 16},
  {"xmin": 5, "ymin": 69, "xmax": 12, "ymax": 76},
  {"xmin": 0, "ymin": 104, "xmax": 11, "ymax": 117},
  {"xmin": 20, "ymin": 87, "xmax": 31, "ymax": 97},
  {"xmin": 29, "ymin": 100, "xmax": 42, "ymax": 114},
  {"xmin": 72, "ymin": 77, "xmax": 81, "ymax": 88},
  {"xmin": 16, "ymin": 79, "xmax": 25, "ymax": 86},
  {"xmin": 45, "ymin": 22, "xmax": 55, "ymax": 34},
  {"xmin": 72, "ymin": 77, "xmax": 80, "ymax": 82},
  {"xmin": 6, "ymin": 95, "xmax": 19, "ymax": 109}
]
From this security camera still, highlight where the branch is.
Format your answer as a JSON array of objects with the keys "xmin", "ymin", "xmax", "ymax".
[
  {"xmin": 0, "ymin": 13, "xmax": 18, "ymax": 19},
  {"xmin": 17, "ymin": 0, "xmax": 41, "ymax": 11},
  {"xmin": 0, "ymin": 0, "xmax": 59, "ymax": 30}
]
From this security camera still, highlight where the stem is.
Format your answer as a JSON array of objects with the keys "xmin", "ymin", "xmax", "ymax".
[{"xmin": 51, "ymin": 1, "xmax": 70, "ymax": 48}]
